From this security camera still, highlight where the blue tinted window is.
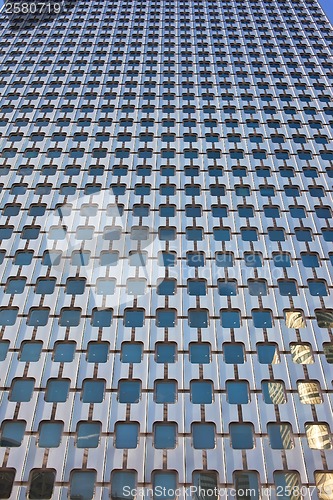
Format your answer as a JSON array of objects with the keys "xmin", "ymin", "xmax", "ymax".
[
  {"xmin": 187, "ymin": 279, "xmax": 207, "ymax": 296},
  {"xmin": 273, "ymin": 252, "xmax": 291, "ymax": 267},
  {"xmin": 81, "ymin": 379, "xmax": 105, "ymax": 403},
  {"xmin": 0, "ymin": 340, "xmax": 10, "ymax": 361},
  {"xmin": 155, "ymin": 343, "xmax": 177, "ymax": 363},
  {"xmin": 121, "ymin": 343, "xmax": 143, "ymax": 363},
  {"xmin": 154, "ymin": 423, "xmax": 177, "ymax": 449},
  {"xmin": 19, "ymin": 341, "xmax": 42, "ymax": 362},
  {"xmin": 86, "ymin": 342, "xmax": 109, "ymax": 363},
  {"xmin": 155, "ymin": 380, "xmax": 177, "ymax": 403},
  {"xmin": 70, "ymin": 470, "xmax": 96, "ymax": 500},
  {"xmin": 9, "ymin": 378, "xmax": 34, "ymax": 402},
  {"xmin": 111, "ymin": 471, "xmax": 137, "ymax": 500},
  {"xmin": 115, "ymin": 422, "xmax": 139, "ymax": 449},
  {"xmin": 257, "ymin": 343, "xmax": 279, "ymax": 364},
  {"xmin": 53, "ymin": 342, "xmax": 76, "ymax": 362},
  {"xmin": 152, "ymin": 472, "xmax": 178, "ymax": 500},
  {"xmin": 226, "ymin": 381, "xmax": 249, "ymax": 404},
  {"xmin": 189, "ymin": 343, "xmax": 211, "ymax": 364},
  {"xmin": 124, "ymin": 308, "xmax": 145, "ymax": 327},
  {"xmin": 45, "ymin": 379, "xmax": 70, "ymax": 403},
  {"xmin": 76, "ymin": 421, "xmax": 101, "ymax": 448},
  {"xmin": 217, "ymin": 279, "xmax": 237, "ymax": 296},
  {"xmin": 191, "ymin": 381, "xmax": 213, "ymax": 404},
  {"xmin": 301, "ymin": 252, "xmax": 320, "ymax": 268},
  {"xmin": 244, "ymin": 252, "xmax": 263, "ymax": 267},
  {"xmin": 230, "ymin": 423, "xmax": 254, "ymax": 449},
  {"xmin": 188, "ymin": 309, "xmax": 209, "ymax": 328},
  {"xmin": 252, "ymin": 309, "xmax": 273, "ymax": 328},
  {"xmin": 118, "ymin": 380, "xmax": 141, "ymax": 403},
  {"xmin": 220, "ymin": 309, "xmax": 241, "ymax": 328},
  {"xmin": 38, "ymin": 421, "xmax": 63, "ymax": 448},
  {"xmin": 0, "ymin": 420, "xmax": 26, "ymax": 447},
  {"xmin": 192, "ymin": 423, "xmax": 215, "ymax": 449},
  {"xmin": 223, "ymin": 343, "xmax": 245, "ymax": 364}
]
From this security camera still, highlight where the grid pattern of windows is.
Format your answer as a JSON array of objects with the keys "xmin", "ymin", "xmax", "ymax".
[{"xmin": 0, "ymin": 0, "xmax": 332, "ymax": 497}]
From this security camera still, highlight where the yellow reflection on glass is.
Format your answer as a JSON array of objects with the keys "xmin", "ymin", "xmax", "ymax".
[
  {"xmin": 305, "ymin": 424, "xmax": 331, "ymax": 450},
  {"xmin": 298, "ymin": 381, "xmax": 322, "ymax": 404},
  {"xmin": 290, "ymin": 343, "xmax": 314, "ymax": 364},
  {"xmin": 285, "ymin": 310, "xmax": 305, "ymax": 328}
]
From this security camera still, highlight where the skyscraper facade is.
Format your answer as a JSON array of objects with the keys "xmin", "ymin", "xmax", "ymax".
[{"xmin": 0, "ymin": 0, "xmax": 332, "ymax": 498}]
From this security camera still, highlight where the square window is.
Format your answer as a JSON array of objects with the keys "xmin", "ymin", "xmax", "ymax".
[
  {"xmin": 323, "ymin": 343, "xmax": 333, "ymax": 364},
  {"xmin": 285, "ymin": 309, "xmax": 306, "ymax": 328},
  {"xmin": 38, "ymin": 421, "xmax": 63, "ymax": 448},
  {"xmin": 70, "ymin": 470, "xmax": 96, "ymax": 500},
  {"xmin": 126, "ymin": 278, "xmax": 147, "ymax": 295},
  {"xmin": 19, "ymin": 341, "xmax": 42, "ymax": 362},
  {"xmin": 45, "ymin": 378, "xmax": 70, "ymax": 403},
  {"xmin": 28, "ymin": 469, "xmax": 56, "ymax": 500},
  {"xmin": 234, "ymin": 472, "xmax": 259, "ymax": 500},
  {"xmin": 86, "ymin": 342, "xmax": 109, "ymax": 363},
  {"xmin": 220, "ymin": 309, "xmax": 241, "ymax": 328},
  {"xmin": 91, "ymin": 308, "xmax": 113, "ymax": 327},
  {"xmin": 65, "ymin": 277, "xmax": 86, "ymax": 295},
  {"xmin": 154, "ymin": 380, "xmax": 177, "ymax": 404},
  {"xmin": 111, "ymin": 471, "xmax": 137, "ymax": 500},
  {"xmin": 262, "ymin": 380, "xmax": 286, "ymax": 404},
  {"xmin": 81, "ymin": 379, "xmax": 105, "ymax": 403},
  {"xmin": 267, "ymin": 423, "xmax": 294, "ymax": 449},
  {"xmin": 189, "ymin": 343, "xmax": 211, "ymax": 364},
  {"xmin": 153, "ymin": 422, "xmax": 177, "ymax": 449},
  {"xmin": 301, "ymin": 252, "xmax": 320, "ymax": 268},
  {"xmin": 53, "ymin": 341, "xmax": 76, "ymax": 362},
  {"xmin": 0, "ymin": 468, "xmax": 15, "ymax": 498},
  {"xmin": 9, "ymin": 378, "xmax": 34, "ymax": 402},
  {"xmin": 308, "ymin": 280, "xmax": 328, "ymax": 297},
  {"xmin": 35, "ymin": 278, "xmax": 56, "ymax": 295},
  {"xmin": 187, "ymin": 279, "xmax": 207, "ymax": 296},
  {"xmin": 155, "ymin": 343, "xmax": 177, "ymax": 363},
  {"xmin": 156, "ymin": 308, "xmax": 177, "ymax": 327},
  {"xmin": 248, "ymin": 279, "xmax": 267, "ymax": 296},
  {"xmin": 115, "ymin": 422, "xmax": 139, "ymax": 449},
  {"xmin": 215, "ymin": 252, "xmax": 234, "ymax": 267},
  {"xmin": 217, "ymin": 279, "xmax": 237, "ymax": 296},
  {"xmin": 252, "ymin": 309, "xmax": 273, "ymax": 328},
  {"xmin": 244, "ymin": 252, "xmax": 263, "ymax": 267},
  {"xmin": 192, "ymin": 422, "xmax": 215, "ymax": 449},
  {"xmin": 278, "ymin": 279, "xmax": 298, "ymax": 296},
  {"xmin": 156, "ymin": 278, "xmax": 177, "ymax": 296},
  {"xmin": 186, "ymin": 251, "xmax": 205, "ymax": 267},
  {"xmin": 257, "ymin": 343, "xmax": 279, "ymax": 364},
  {"xmin": 273, "ymin": 252, "xmax": 291, "ymax": 267},
  {"xmin": 274, "ymin": 472, "xmax": 301, "ymax": 498},
  {"xmin": 230, "ymin": 423, "xmax": 254, "ymax": 449},
  {"xmin": 121, "ymin": 343, "xmax": 143, "ymax": 363},
  {"xmin": 188, "ymin": 308, "xmax": 209, "ymax": 328},
  {"xmin": 290, "ymin": 343, "xmax": 314, "ymax": 364},
  {"xmin": 305, "ymin": 423, "xmax": 332, "ymax": 450},
  {"xmin": 223, "ymin": 343, "xmax": 245, "ymax": 364},
  {"xmin": 124, "ymin": 308, "xmax": 145, "ymax": 327},
  {"xmin": 192, "ymin": 473, "xmax": 218, "ymax": 500},
  {"xmin": 118, "ymin": 380, "xmax": 141, "ymax": 403},
  {"xmin": 190, "ymin": 380, "xmax": 213, "ymax": 404},
  {"xmin": 315, "ymin": 309, "xmax": 333, "ymax": 328},
  {"xmin": 96, "ymin": 278, "xmax": 116, "ymax": 295},
  {"xmin": 27, "ymin": 307, "xmax": 49, "ymax": 326},
  {"xmin": 226, "ymin": 380, "xmax": 249, "ymax": 404},
  {"xmin": 59, "ymin": 307, "xmax": 81, "ymax": 327},
  {"xmin": 0, "ymin": 420, "xmax": 26, "ymax": 447},
  {"xmin": 0, "ymin": 340, "xmax": 9, "ymax": 361},
  {"xmin": 152, "ymin": 472, "xmax": 178, "ymax": 500},
  {"xmin": 298, "ymin": 381, "xmax": 322, "ymax": 404}
]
